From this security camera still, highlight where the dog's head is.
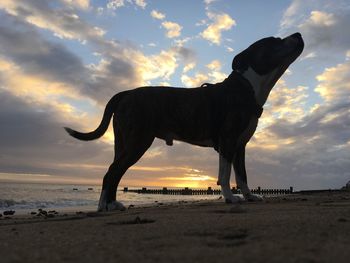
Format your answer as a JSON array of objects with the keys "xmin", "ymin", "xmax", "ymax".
[{"xmin": 232, "ymin": 32, "xmax": 304, "ymax": 105}]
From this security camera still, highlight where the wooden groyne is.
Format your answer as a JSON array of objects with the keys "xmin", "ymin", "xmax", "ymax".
[{"xmin": 123, "ymin": 186, "xmax": 294, "ymax": 196}]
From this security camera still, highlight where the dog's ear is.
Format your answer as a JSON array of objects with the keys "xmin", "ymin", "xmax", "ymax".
[{"xmin": 232, "ymin": 52, "xmax": 249, "ymax": 72}]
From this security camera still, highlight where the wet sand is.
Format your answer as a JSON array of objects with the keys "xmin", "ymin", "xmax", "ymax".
[{"xmin": 1, "ymin": 192, "xmax": 349, "ymax": 263}]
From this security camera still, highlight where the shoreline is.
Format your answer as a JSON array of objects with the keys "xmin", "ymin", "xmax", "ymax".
[{"xmin": 1, "ymin": 192, "xmax": 349, "ymax": 262}]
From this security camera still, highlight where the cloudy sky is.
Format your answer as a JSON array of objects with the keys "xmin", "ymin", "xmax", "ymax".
[{"xmin": 0, "ymin": 0, "xmax": 349, "ymax": 190}]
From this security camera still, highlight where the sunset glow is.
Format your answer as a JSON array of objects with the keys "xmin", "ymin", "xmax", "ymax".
[{"xmin": 0, "ymin": 0, "xmax": 349, "ymax": 190}]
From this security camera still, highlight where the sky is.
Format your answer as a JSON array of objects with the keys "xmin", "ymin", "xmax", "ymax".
[{"xmin": 0, "ymin": 0, "xmax": 349, "ymax": 190}]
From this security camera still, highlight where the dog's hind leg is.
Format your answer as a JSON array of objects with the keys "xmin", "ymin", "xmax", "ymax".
[
  {"xmin": 98, "ymin": 128, "xmax": 154, "ymax": 212},
  {"xmin": 98, "ymin": 161, "xmax": 127, "ymax": 212},
  {"xmin": 233, "ymin": 146, "xmax": 263, "ymax": 202},
  {"xmin": 218, "ymin": 154, "xmax": 241, "ymax": 204}
]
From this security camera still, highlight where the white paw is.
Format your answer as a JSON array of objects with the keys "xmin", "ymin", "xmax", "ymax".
[
  {"xmin": 235, "ymin": 194, "xmax": 245, "ymax": 201},
  {"xmin": 106, "ymin": 201, "xmax": 126, "ymax": 211},
  {"xmin": 221, "ymin": 186, "xmax": 242, "ymax": 204},
  {"xmin": 224, "ymin": 195, "xmax": 242, "ymax": 204},
  {"xmin": 245, "ymin": 193, "xmax": 263, "ymax": 202}
]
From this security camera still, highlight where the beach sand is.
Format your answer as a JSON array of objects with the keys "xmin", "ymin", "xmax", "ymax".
[{"xmin": 1, "ymin": 192, "xmax": 349, "ymax": 263}]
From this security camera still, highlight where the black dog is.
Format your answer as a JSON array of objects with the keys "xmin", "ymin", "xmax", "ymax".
[{"xmin": 65, "ymin": 33, "xmax": 304, "ymax": 211}]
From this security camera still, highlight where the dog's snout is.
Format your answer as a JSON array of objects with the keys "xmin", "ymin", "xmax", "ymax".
[
  {"xmin": 283, "ymin": 32, "xmax": 304, "ymax": 49},
  {"xmin": 284, "ymin": 32, "xmax": 303, "ymax": 42},
  {"xmin": 291, "ymin": 32, "xmax": 302, "ymax": 39}
]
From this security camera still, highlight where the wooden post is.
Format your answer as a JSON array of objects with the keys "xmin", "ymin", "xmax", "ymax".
[
  {"xmin": 182, "ymin": 187, "xmax": 192, "ymax": 195},
  {"xmin": 123, "ymin": 187, "xmax": 128, "ymax": 192},
  {"xmin": 290, "ymin": 186, "xmax": 293, "ymax": 193},
  {"xmin": 207, "ymin": 187, "xmax": 213, "ymax": 195},
  {"xmin": 162, "ymin": 187, "xmax": 168, "ymax": 194},
  {"xmin": 142, "ymin": 187, "xmax": 147, "ymax": 193}
]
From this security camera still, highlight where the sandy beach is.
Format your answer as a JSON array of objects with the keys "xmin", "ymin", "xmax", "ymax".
[{"xmin": 1, "ymin": 191, "xmax": 349, "ymax": 263}]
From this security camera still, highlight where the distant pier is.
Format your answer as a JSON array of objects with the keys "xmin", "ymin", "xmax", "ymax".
[{"xmin": 122, "ymin": 186, "xmax": 294, "ymax": 196}]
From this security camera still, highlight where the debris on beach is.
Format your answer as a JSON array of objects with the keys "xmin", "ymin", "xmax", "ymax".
[
  {"xmin": 32, "ymin": 209, "xmax": 58, "ymax": 218},
  {"xmin": 37, "ymin": 209, "xmax": 47, "ymax": 216},
  {"xmin": 48, "ymin": 210, "xmax": 58, "ymax": 214},
  {"xmin": 3, "ymin": 210, "xmax": 15, "ymax": 216}
]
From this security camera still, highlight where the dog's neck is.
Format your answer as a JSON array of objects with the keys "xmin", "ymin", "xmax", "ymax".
[{"xmin": 239, "ymin": 67, "xmax": 279, "ymax": 106}]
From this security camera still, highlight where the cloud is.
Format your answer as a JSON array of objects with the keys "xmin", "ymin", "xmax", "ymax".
[
  {"xmin": 200, "ymin": 12, "xmax": 236, "ymax": 45},
  {"xmin": 85, "ymin": 57, "xmax": 141, "ymax": 102},
  {"xmin": 0, "ymin": 0, "xmax": 105, "ymax": 42},
  {"xmin": 204, "ymin": 0, "xmax": 217, "ymax": 5},
  {"xmin": 0, "ymin": 5, "xmax": 188, "ymax": 103},
  {"xmin": 226, "ymin": 46, "xmax": 234, "ymax": 53},
  {"xmin": 121, "ymin": 46, "xmax": 194, "ymax": 84},
  {"xmin": 280, "ymin": 0, "xmax": 350, "ymax": 57},
  {"xmin": 315, "ymin": 60, "xmax": 350, "ymax": 103},
  {"xmin": 107, "ymin": 0, "xmax": 125, "ymax": 9},
  {"xmin": 206, "ymin": 60, "xmax": 221, "ymax": 71},
  {"xmin": 181, "ymin": 59, "xmax": 227, "ymax": 87},
  {"xmin": 107, "ymin": 0, "xmax": 146, "ymax": 10},
  {"xmin": 244, "ymin": 57, "xmax": 350, "ymax": 189},
  {"xmin": 181, "ymin": 73, "xmax": 208, "ymax": 87},
  {"xmin": 0, "ymin": 89, "xmax": 113, "ymax": 181},
  {"xmin": 134, "ymin": 0, "xmax": 147, "ymax": 9},
  {"xmin": 206, "ymin": 60, "xmax": 226, "ymax": 82},
  {"xmin": 261, "ymin": 82, "xmax": 309, "ymax": 124},
  {"xmin": 299, "ymin": 10, "xmax": 350, "ymax": 52},
  {"xmin": 0, "ymin": 13, "xmax": 142, "ymax": 105},
  {"xmin": 346, "ymin": 50, "xmax": 350, "ymax": 59},
  {"xmin": 150, "ymin": 9, "xmax": 183, "ymax": 40},
  {"xmin": 175, "ymin": 46, "xmax": 196, "ymax": 63},
  {"xmin": 0, "ymin": 57, "xmax": 80, "ymax": 108},
  {"xmin": 151, "ymin": 10, "xmax": 165, "ymax": 20},
  {"xmin": 0, "ymin": 15, "xmax": 87, "ymax": 87},
  {"xmin": 62, "ymin": 0, "xmax": 90, "ymax": 10},
  {"xmin": 161, "ymin": 21, "xmax": 182, "ymax": 38},
  {"xmin": 304, "ymin": 10, "xmax": 336, "ymax": 26},
  {"xmin": 280, "ymin": 0, "xmax": 306, "ymax": 30},
  {"xmin": 183, "ymin": 62, "xmax": 196, "ymax": 73}
]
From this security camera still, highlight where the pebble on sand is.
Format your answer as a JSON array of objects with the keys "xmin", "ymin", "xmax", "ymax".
[{"xmin": 3, "ymin": 210, "xmax": 16, "ymax": 216}]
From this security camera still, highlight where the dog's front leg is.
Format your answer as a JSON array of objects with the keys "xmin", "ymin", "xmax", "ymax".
[
  {"xmin": 233, "ymin": 146, "xmax": 263, "ymax": 202},
  {"xmin": 218, "ymin": 154, "xmax": 241, "ymax": 203}
]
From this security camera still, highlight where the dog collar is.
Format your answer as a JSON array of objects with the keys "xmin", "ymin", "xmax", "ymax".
[{"xmin": 202, "ymin": 71, "xmax": 264, "ymax": 119}]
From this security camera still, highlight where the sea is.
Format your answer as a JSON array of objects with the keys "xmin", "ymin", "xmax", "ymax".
[{"xmin": 0, "ymin": 182, "xmax": 219, "ymax": 214}]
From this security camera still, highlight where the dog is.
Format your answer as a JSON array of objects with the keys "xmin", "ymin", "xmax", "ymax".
[{"xmin": 65, "ymin": 32, "xmax": 304, "ymax": 211}]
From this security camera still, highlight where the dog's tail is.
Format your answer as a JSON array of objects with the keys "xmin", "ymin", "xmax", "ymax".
[{"xmin": 64, "ymin": 93, "xmax": 125, "ymax": 141}]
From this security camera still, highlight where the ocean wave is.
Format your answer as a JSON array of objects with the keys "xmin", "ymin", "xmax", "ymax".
[{"xmin": 0, "ymin": 199, "xmax": 20, "ymax": 208}]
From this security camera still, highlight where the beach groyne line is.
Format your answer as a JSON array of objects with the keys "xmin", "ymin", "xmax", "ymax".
[{"xmin": 122, "ymin": 186, "xmax": 294, "ymax": 196}]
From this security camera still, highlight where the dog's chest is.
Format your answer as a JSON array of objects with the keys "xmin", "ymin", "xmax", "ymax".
[{"xmin": 237, "ymin": 116, "xmax": 258, "ymax": 146}]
